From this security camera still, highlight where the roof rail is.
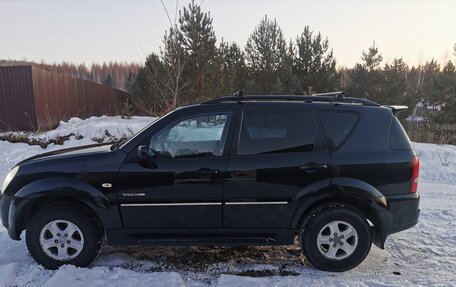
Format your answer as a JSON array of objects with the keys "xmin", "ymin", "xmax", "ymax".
[
  {"xmin": 233, "ymin": 90, "xmax": 245, "ymax": 98},
  {"xmin": 312, "ymin": 91, "xmax": 346, "ymax": 101},
  {"xmin": 201, "ymin": 91, "xmax": 380, "ymax": 106}
]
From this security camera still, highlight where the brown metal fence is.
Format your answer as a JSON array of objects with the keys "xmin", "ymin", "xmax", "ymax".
[
  {"xmin": 0, "ymin": 66, "xmax": 37, "ymax": 130},
  {"xmin": 0, "ymin": 65, "xmax": 128, "ymax": 131}
]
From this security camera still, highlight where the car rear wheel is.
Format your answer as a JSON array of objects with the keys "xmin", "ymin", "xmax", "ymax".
[
  {"xmin": 26, "ymin": 205, "xmax": 102, "ymax": 269},
  {"xmin": 299, "ymin": 204, "xmax": 372, "ymax": 272}
]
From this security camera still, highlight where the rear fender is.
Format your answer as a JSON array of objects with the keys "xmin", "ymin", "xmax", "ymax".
[{"xmin": 290, "ymin": 177, "xmax": 388, "ymax": 248}]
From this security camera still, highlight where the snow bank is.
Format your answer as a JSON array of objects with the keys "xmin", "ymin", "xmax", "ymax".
[
  {"xmin": 413, "ymin": 142, "xmax": 456, "ymax": 184},
  {"xmin": 0, "ymin": 115, "xmax": 156, "ymax": 143},
  {"xmin": 40, "ymin": 116, "xmax": 155, "ymax": 142},
  {"xmin": 0, "ymin": 263, "xmax": 17, "ymax": 287},
  {"xmin": 217, "ymin": 274, "xmax": 417, "ymax": 287},
  {"xmin": 43, "ymin": 265, "xmax": 184, "ymax": 287}
]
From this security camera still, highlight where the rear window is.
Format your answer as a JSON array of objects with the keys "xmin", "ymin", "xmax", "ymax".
[
  {"xmin": 319, "ymin": 111, "xmax": 358, "ymax": 150},
  {"xmin": 237, "ymin": 110, "xmax": 316, "ymax": 155},
  {"xmin": 389, "ymin": 117, "xmax": 413, "ymax": 150}
]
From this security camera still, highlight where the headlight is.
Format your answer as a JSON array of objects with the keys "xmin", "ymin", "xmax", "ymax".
[{"xmin": 1, "ymin": 166, "xmax": 19, "ymax": 194}]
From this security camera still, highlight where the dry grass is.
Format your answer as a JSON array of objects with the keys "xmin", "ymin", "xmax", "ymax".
[{"xmin": 0, "ymin": 133, "xmax": 79, "ymax": 148}]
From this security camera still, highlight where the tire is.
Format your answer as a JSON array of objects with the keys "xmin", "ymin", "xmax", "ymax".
[
  {"xmin": 26, "ymin": 205, "xmax": 102, "ymax": 269},
  {"xmin": 299, "ymin": 203, "xmax": 372, "ymax": 272}
]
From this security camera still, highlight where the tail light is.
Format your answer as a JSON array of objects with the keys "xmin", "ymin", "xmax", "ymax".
[{"xmin": 411, "ymin": 156, "xmax": 420, "ymax": 193}]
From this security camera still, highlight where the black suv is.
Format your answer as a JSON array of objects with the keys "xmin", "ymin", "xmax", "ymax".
[{"xmin": 0, "ymin": 92, "xmax": 420, "ymax": 271}]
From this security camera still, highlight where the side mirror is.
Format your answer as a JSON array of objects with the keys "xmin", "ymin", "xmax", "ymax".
[{"xmin": 136, "ymin": 145, "xmax": 148, "ymax": 162}]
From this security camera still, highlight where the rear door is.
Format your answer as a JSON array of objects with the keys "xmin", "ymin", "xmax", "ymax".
[{"xmin": 223, "ymin": 108, "xmax": 332, "ymax": 228}]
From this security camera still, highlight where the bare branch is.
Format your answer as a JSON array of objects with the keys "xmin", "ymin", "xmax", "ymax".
[{"xmin": 160, "ymin": 0, "xmax": 173, "ymax": 27}]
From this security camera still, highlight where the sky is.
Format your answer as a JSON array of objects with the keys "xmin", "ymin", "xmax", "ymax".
[{"xmin": 0, "ymin": 0, "xmax": 455, "ymax": 68}]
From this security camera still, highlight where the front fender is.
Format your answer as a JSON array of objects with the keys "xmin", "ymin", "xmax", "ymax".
[
  {"xmin": 16, "ymin": 177, "xmax": 110, "ymax": 208},
  {"xmin": 8, "ymin": 177, "xmax": 122, "ymax": 239}
]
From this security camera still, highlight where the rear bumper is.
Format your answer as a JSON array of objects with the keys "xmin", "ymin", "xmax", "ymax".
[
  {"xmin": 374, "ymin": 192, "xmax": 420, "ymax": 248},
  {"xmin": 386, "ymin": 192, "xmax": 420, "ymax": 233}
]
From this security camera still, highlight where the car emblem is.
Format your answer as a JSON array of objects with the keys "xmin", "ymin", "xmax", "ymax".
[{"xmin": 122, "ymin": 193, "xmax": 146, "ymax": 197}]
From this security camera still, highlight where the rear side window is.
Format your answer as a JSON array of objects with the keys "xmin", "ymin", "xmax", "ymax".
[
  {"xmin": 237, "ymin": 110, "xmax": 316, "ymax": 155},
  {"xmin": 319, "ymin": 111, "xmax": 358, "ymax": 150},
  {"xmin": 389, "ymin": 117, "xmax": 412, "ymax": 150}
]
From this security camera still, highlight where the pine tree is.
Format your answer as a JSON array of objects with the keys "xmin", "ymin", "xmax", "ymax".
[
  {"xmin": 217, "ymin": 41, "xmax": 247, "ymax": 94},
  {"xmin": 282, "ymin": 40, "xmax": 297, "ymax": 94},
  {"xmin": 436, "ymin": 61, "xmax": 456, "ymax": 123},
  {"xmin": 293, "ymin": 26, "xmax": 338, "ymax": 94},
  {"xmin": 362, "ymin": 44, "xmax": 383, "ymax": 71},
  {"xmin": 382, "ymin": 58, "xmax": 408, "ymax": 105},
  {"xmin": 407, "ymin": 65, "xmax": 423, "ymax": 98},
  {"xmin": 125, "ymin": 72, "xmax": 135, "ymax": 91},
  {"xmin": 348, "ymin": 43, "xmax": 383, "ymax": 102},
  {"xmin": 420, "ymin": 60, "xmax": 442, "ymax": 108},
  {"xmin": 178, "ymin": 0, "xmax": 217, "ymax": 101},
  {"xmin": 128, "ymin": 53, "xmax": 166, "ymax": 115},
  {"xmin": 348, "ymin": 64, "xmax": 368, "ymax": 98},
  {"xmin": 102, "ymin": 74, "xmax": 114, "ymax": 87},
  {"xmin": 161, "ymin": 27, "xmax": 189, "ymax": 109},
  {"xmin": 245, "ymin": 15, "xmax": 287, "ymax": 94}
]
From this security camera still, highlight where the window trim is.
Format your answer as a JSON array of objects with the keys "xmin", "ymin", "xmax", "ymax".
[{"xmin": 232, "ymin": 108, "xmax": 321, "ymax": 156}]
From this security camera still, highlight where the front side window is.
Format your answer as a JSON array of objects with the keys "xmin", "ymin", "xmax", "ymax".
[
  {"xmin": 149, "ymin": 112, "xmax": 232, "ymax": 159},
  {"xmin": 237, "ymin": 110, "xmax": 316, "ymax": 155}
]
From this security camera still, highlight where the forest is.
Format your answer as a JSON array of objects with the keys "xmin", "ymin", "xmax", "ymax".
[{"xmin": 1, "ymin": 1, "xmax": 455, "ymax": 143}]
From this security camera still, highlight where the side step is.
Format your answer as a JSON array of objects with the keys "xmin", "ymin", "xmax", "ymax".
[{"xmin": 105, "ymin": 229, "xmax": 296, "ymax": 246}]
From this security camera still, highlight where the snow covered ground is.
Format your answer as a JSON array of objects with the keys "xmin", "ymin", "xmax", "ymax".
[{"xmin": 0, "ymin": 116, "xmax": 455, "ymax": 286}]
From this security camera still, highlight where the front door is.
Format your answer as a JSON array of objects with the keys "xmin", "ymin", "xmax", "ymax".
[
  {"xmin": 223, "ymin": 109, "xmax": 332, "ymax": 228},
  {"xmin": 118, "ymin": 111, "xmax": 234, "ymax": 229}
]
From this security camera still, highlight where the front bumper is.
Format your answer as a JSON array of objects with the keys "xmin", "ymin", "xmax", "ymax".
[
  {"xmin": 0, "ymin": 194, "xmax": 29, "ymax": 240},
  {"xmin": 0, "ymin": 194, "xmax": 12, "ymax": 229}
]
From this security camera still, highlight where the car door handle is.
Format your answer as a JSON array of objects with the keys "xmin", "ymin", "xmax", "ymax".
[
  {"xmin": 197, "ymin": 168, "xmax": 220, "ymax": 177},
  {"xmin": 299, "ymin": 163, "xmax": 328, "ymax": 173}
]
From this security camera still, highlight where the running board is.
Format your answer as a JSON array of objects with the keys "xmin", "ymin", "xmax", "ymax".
[{"xmin": 105, "ymin": 229, "xmax": 296, "ymax": 246}]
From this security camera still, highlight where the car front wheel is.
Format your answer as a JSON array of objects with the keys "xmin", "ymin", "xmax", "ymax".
[
  {"xmin": 26, "ymin": 205, "xmax": 102, "ymax": 269},
  {"xmin": 299, "ymin": 204, "xmax": 372, "ymax": 272}
]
